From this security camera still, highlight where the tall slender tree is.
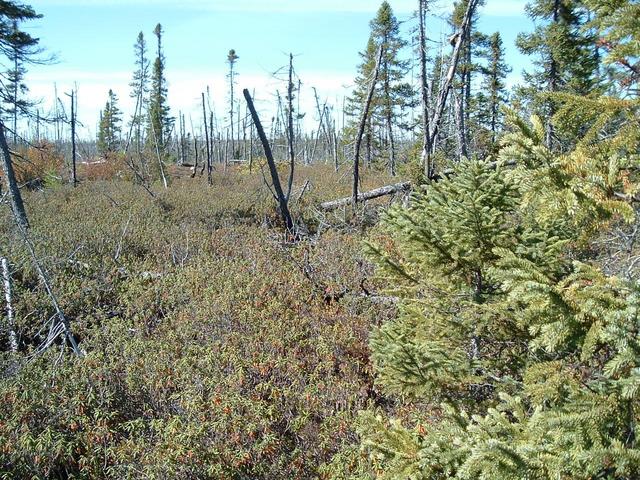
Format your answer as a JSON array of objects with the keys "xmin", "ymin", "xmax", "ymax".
[
  {"xmin": 227, "ymin": 48, "xmax": 239, "ymax": 159},
  {"xmin": 97, "ymin": 89, "xmax": 122, "ymax": 156},
  {"xmin": 0, "ymin": 5, "xmax": 43, "ymax": 143},
  {"xmin": 128, "ymin": 32, "xmax": 149, "ymax": 153},
  {"xmin": 516, "ymin": 0, "xmax": 599, "ymax": 147},
  {"xmin": 477, "ymin": 32, "xmax": 510, "ymax": 149},
  {"xmin": 346, "ymin": 1, "xmax": 413, "ymax": 175},
  {"xmin": 147, "ymin": 23, "xmax": 172, "ymax": 155}
]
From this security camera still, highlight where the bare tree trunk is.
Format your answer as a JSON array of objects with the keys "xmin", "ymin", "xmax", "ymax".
[
  {"xmin": 192, "ymin": 136, "xmax": 198, "ymax": 178},
  {"xmin": 385, "ymin": 84, "xmax": 396, "ymax": 176},
  {"xmin": 243, "ymin": 89, "xmax": 295, "ymax": 234},
  {"xmin": 70, "ymin": 90, "xmax": 78, "ymax": 187},
  {"xmin": 0, "ymin": 120, "xmax": 28, "ymax": 229},
  {"xmin": 353, "ymin": 46, "xmax": 384, "ymax": 205},
  {"xmin": 17, "ymin": 221, "xmax": 83, "ymax": 356},
  {"xmin": 286, "ymin": 53, "xmax": 295, "ymax": 201},
  {"xmin": 311, "ymin": 87, "xmax": 329, "ymax": 164},
  {"xmin": 1, "ymin": 257, "xmax": 18, "ymax": 353},
  {"xmin": 454, "ymin": 90, "xmax": 468, "ymax": 160},
  {"xmin": 428, "ymin": 0, "xmax": 478, "ymax": 165},
  {"xmin": 418, "ymin": 0, "xmax": 433, "ymax": 178},
  {"xmin": 201, "ymin": 93, "xmax": 212, "ymax": 185},
  {"xmin": 149, "ymin": 113, "xmax": 168, "ymax": 189}
]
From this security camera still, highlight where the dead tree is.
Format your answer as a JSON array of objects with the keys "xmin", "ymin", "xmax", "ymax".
[
  {"xmin": 149, "ymin": 113, "xmax": 168, "ymax": 189},
  {"xmin": 321, "ymin": 181, "xmax": 411, "ymax": 211},
  {"xmin": 353, "ymin": 45, "xmax": 384, "ymax": 205},
  {"xmin": 427, "ymin": 0, "xmax": 478, "ymax": 172},
  {"xmin": 2, "ymin": 257, "xmax": 18, "ymax": 353},
  {"xmin": 418, "ymin": 0, "xmax": 433, "ymax": 177},
  {"xmin": 286, "ymin": 53, "xmax": 295, "ymax": 201},
  {"xmin": 0, "ymin": 120, "xmax": 28, "ymax": 229},
  {"xmin": 311, "ymin": 87, "xmax": 330, "ymax": 163},
  {"xmin": 243, "ymin": 89, "xmax": 295, "ymax": 233},
  {"xmin": 0, "ymin": 119, "xmax": 82, "ymax": 356},
  {"xmin": 70, "ymin": 89, "xmax": 77, "ymax": 187},
  {"xmin": 201, "ymin": 92, "xmax": 212, "ymax": 185}
]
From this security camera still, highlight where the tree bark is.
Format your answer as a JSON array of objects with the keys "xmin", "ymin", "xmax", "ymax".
[{"xmin": 243, "ymin": 89, "xmax": 295, "ymax": 234}]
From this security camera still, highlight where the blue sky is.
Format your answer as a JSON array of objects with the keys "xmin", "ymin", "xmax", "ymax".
[{"xmin": 27, "ymin": 0, "xmax": 533, "ymax": 138}]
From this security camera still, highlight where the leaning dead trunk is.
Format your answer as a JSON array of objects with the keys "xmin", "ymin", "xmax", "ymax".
[
  {"xmin": 418, "ymin": 0, "xmax": 433, "ymax": 177},
  {"xmin": 0, "ymin": 120, "xmax": 28, "ymax": 229},
  {"xmin": 243, "ymin": 89, "xmax": 295, "ymax": 234},
  {"xmin": 428, "ymin": 0, "xmax": 478, "ymax": 167},
  {"xmin": 353, "ymin": 45, "xmax": 384, "ymax": 205}
]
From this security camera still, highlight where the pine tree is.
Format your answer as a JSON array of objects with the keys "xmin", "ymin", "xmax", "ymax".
[
  {"xmin": 346, "ymin": 1, "xmax": 414, "ymax": 175},
  {"xmin": 147, "ymin": 23, "xmax": 172, "ymax": 155},
  {"xmin": 97, "ymin": 89, "xmax": 122, "ymax": 156}
]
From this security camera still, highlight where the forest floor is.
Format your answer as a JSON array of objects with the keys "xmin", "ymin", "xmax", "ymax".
[{"xmin": 0, "ymin": 164, "xmax": 408, "ymax": 478}]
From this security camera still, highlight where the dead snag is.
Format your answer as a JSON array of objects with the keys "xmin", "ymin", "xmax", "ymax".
[
  {"xmin": 243, "ymin": 88, "xmax": 295, "ymax": 234},
  {"xmin": 353, "ymin": 45, "xmax": 384, "ymax": 205},
  {"xmin": 2, "ymin": 257, "xmax": 18, "ymax": 353},
  {"xmin": 428, "ymin": 0, "xmax": 479, "ymax": 167},
  {"xmin": 0, "ymin": 120, "xmax": 28, "ymax": 229}
]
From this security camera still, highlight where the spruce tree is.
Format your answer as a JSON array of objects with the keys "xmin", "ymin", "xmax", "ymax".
[
  {"xmin": 346, "ymin": 1, "xmax": 414, "ymax": 174},
  {"xmin": 476, "ymin": 32, "xmax": 510, "ymax": 152},
  {"xmin": 0, "ymin": 2, "xmax": 43, "ymax": 141},
  {"xmin": 583, "ymin": 0, "xmax": 639, "ymax": 93},
  {"xmin": 346, "ymin": 109, "xmax": 640, "ymax": 479},
  {"xmin": 129, "ymin": 31, "xmax": 149, "ymax": 152},
  {"xmin": 147, "ymin": 23, "xmax": 172, "ymax": 155},
  {"xmin": 333, "ymin": 6, "xmax": 640, "ymax": 477},
  {"xmin": 97, "ymin": 89, "xmax": 122, "ymax": 156},
  {"xmin": 516, "ymin": 0, "xmax": 600, "ymax": 147}
]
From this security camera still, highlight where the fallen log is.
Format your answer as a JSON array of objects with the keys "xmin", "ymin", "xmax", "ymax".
[
  {"xmin": 319, "ymin": 181, "xmax": 412, "ymax": 211},
  {"xmin": 318, "ymin": 159, "xmax": 517, "ymax": 211}
]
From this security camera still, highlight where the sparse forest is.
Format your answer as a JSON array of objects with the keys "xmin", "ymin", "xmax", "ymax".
[{"xmin": 1, "ymin": 0, "xmax": 640, "ymax": 478}]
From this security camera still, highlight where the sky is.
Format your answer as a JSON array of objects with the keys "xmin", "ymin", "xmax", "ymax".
[{"xmin": 25, "ymin": 0, "xmax": 533, "ymax": 139}]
